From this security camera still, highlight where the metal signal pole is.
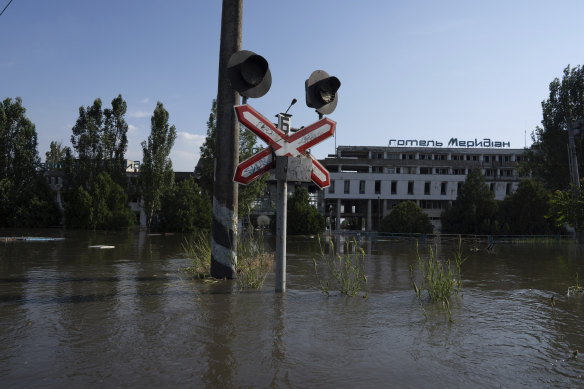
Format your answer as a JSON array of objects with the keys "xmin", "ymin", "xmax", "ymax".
[{"xmin": 211, "ymin": 0, "xmax": 242, "ymax": 278}]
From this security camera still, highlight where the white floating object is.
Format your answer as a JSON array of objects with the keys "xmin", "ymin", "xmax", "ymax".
[{"xmin": 88, "ymin": 245, "xmax": 115, "ymax": 249}]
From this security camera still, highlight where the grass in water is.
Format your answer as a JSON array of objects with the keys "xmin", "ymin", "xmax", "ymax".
[
  {"xmin": 182, "ymin": 228, "xmax": 273, "ymax": 290},
  {"xmin": 183, "ymin": 232, "xmax": 211, "ymax": 279},
  {"xmin": 410, "ymin": 237, "xmax": 466, "ymax": 322},
  {"xmin": 313, "ymin": 236, "xmax": 368, "ymax": 298},
  {"xmin": 567, "ymin": 272, "xmax": 584, "ymax": 296},
  {"xmin": 234, "ymin": 227, "xmax": 273, "ymax": 290}
]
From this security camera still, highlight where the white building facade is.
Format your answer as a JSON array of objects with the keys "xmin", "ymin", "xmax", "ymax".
[{"xmin": 321, "ymin": 144, "xmax": 527, "ymax": 231}]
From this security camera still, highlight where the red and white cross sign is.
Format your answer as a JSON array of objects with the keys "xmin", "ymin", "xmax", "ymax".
[{"xmin": 233, "ymin": 104, "xmax": 336, "ymax": 188}]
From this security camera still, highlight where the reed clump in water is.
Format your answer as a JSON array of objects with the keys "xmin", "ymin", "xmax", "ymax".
[
  {"xmin": 183, "ymin": 228, "xmax": 273, "ymax": 290},
  {"xmin": 183, "ymin": 232, "xmax": 211, "ymax": 279},
  {"xmin": 567, "ymin": 273, "xmax": 584, "ymax": 297},
  {"xmin": 313, "ymin": 237, "xmax": 368, "ymax": 298},
  {"xmin": 410, "ymin": 237, "xmax": 465, "ymax": 322}
]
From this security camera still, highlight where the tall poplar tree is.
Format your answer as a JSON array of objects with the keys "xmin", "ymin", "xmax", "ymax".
[
  {"xmin": 140, "ymin": 102, "xmax": 177, "ymax": 228},
  {"xmin": 70, "ymin": 94, "xmax": 129, "ymax": 188}
]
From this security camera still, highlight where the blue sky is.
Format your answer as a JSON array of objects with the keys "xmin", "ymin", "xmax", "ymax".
[{"xmin": 1, "ymin": 0, "xmax": 583, "ymax": 171}]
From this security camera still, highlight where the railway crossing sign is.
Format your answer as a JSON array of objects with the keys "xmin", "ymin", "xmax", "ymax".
[{"xmin": 233, "ymin": 104, "xmax": 336, "ymax": 188}]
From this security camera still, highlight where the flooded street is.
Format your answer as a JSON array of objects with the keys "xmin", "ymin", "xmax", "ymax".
[{"xmin": 1, "ymin": 230, "xmax": 583, "ymax": 388}]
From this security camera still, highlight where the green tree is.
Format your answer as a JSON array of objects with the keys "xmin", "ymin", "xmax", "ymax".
[
  {"xmin": 441, "ymin": 169, "xmax": 499, "ymax": 234},
  {"xmin": 287, "ymin": 185, "xmax": 325, "ymax": 235},
  {"xmin": 524, "ymin": 65, "xmax": 584, "ymax": 190},
  {"xmin": 13, "ymin": 177, "xmax": 61, "ymax": 228},
  {"xmin": 498, "ymin": 179, "xmax": 562, "ymax": 234},
  {"xmin": 140, "ymin": 102, "xmax": 177, "ymax": 228},
  {"xmin": 157, "ymin": 177, "xmax": 212, "ymax": 232},
  {"xmin": 102, "ymin": 95, "xmax": 129, "ymax": 184},
  {"xmin": 45, "ymin": 141, "xmax": 69, "ymax": 169},
  {"xmin": 64, "ymin": 172, "xmax": 134, "ymax": 230},
  {"xmin": 70, "ymin": 94, "xmax": 128, "ymax": 188},
  {"xmin": 195, "ymin": 99, "xmax": 267, "ymax": 217},
  {"xmin": 0, "ymin": 97, "xmax": 59, "ymax": 227},
  {"xmin": 380, "ymin": 200, "xmax": 433, "ymax": 233},
  {"xmin": 548, "ymin": 180, "xmax": 584, "ymax": 243}
]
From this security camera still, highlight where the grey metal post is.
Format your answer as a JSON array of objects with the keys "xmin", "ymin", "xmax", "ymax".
[
  {"xmin": 275, "ymin": 113, "xmax": 291, "ymax": 292},
  {"xmin": 275, "ymin": 175, "xmax": 287, "ymax": 292},
  {"xmin": 211, "ymin": 0, "xmax": 242, "ymax": 279}
]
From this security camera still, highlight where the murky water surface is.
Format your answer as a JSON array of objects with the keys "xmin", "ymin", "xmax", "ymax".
[{"xmin": 1, "ymin": 230, "xmax": 583, "ymax": 388}]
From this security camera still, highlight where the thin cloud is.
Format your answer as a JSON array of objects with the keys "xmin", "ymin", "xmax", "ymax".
[{"xmin": 129, "ymin": 110, "xmax": 150, "ymax": 118}]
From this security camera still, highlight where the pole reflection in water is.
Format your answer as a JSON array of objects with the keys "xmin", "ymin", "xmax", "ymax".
[{"xmin": 201, "ymin": 282, "xmax": 236, "ymax": 388}]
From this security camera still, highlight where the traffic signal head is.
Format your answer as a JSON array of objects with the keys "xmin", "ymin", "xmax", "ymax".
[
  {"xmin": 227, "ymin": 50, "xmax": 272, "ymax": 99},
  {"xmin": 305, "ymin": 70, "xmax": 341, "ymax": 115}
]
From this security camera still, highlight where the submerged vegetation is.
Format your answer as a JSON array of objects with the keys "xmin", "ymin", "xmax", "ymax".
[
  {"xmin": 313, "ymin": 237, "xmax": 368, "ymax": 298},
  {"xmin": 183, "ymin": 232, "xmax": 212, "ymax": 279},
  {"xmin": 234, "ymin": 227, "xmax": 273, "ymax": 290},
  {"xmin": 567, "ymin": 273, "xmax": 584, "ymax": 296},
  {"xmin": 410, "ymin": 238, "xmax": 466, "ymax": 322},
  {"xmin": 183, "ymin": 227, "xmax": 273, "ymax": 290}
]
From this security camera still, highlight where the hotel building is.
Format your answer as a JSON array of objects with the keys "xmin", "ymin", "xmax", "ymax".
[{"xmin": 320, "ymin": 142, "xmax": 527, "ymax": 231}]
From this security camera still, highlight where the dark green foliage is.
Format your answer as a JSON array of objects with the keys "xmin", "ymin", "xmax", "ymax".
[
  {"xmin": 45, "ymin": 141, "xmax": 69, "ymax": 168},
  {"xmin": 524, "ymin": 65, "xmax": 584, "ymax": 191},
  {"xmin": 157, "ymin": 177, "xmax": 212, "ymax": 232},
  {"xmin": 69, "ymin": 94, "xmax": 128, "ymax": 189},
  {"xmin": 287, "ymin": 186, "xmax": 325, "ymax": 235},
  {"xmin": 195, "ymin": 99, "xmax": 267, "ymax": 217},
  {"xmin": 548, "ymin": 180, "xmax": 584, "ymax": 233},
  {"xmin": 380, "ymin": 200, "xmax": 433, "ymax": 233},
  {"xmin": 64, "ymin": 172, "xmax": 134, "ymax": 230},
  {"xmin": 15, "ymin": 177, "xmax": 61, "ymax": 227},
  {"xmin": 0, "ymin": 97, "xmax": 60, "ymax": 227},
  {"xmin": 64, "ymin": 186, "xmax": 93, "ymax": 229},
  {"xmin": 140, "ymin": 102, "xmax": 177, "ymax": 228},
  {"xmin": 498, "ymin": 179, "xmax": 563, "ymax": 234},
  {"xmin": 441, "ymin": 169, "xmax": 499, "ymax": 234}
]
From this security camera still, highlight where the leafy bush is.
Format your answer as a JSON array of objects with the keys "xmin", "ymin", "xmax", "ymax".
[
  {"xmin": 286, "ymin": 186, "xmax": 325, "ymax": 235},
  {"xmin": 379, "ymin": 200, "xmax": 433, "ymax": 233}
]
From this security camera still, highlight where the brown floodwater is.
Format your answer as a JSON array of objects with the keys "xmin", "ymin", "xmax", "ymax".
[{"xmin": 1, "ymin": 229, "xmax": 583, "ymax": 388}]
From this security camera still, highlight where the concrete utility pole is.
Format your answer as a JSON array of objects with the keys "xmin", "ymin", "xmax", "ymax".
[{"xmin": 211, "ymin": 0, "xmax": 242, "ymax": 278}]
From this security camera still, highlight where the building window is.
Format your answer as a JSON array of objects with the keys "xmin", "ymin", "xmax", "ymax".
[
  {"xmin": 420, "ymin": 167, "xmax": 431, "ymax": 175},
  {"xmin": 453, "ymin": 168, "xmax": 465, "ymax": 175},
  {"xmin": 375, "ymin": 180, "xmax": 381, "ymax": 194},
  {"xmin": 457, "ymin": 182, "xmax": 463, "ymax": 193},
  {"xmin": 506, "ymin": 183, "xmax": 512, "ymax": 195},
  {"xmin": 391, "ymin": 181, "xmax": 396, "ymax": 194},
  {"xmin": 441, "ymin": 182, "xmax": 447, "ymax": 195},
  {"xmin": 408, "ymin": 181, "xmax": 414, "ymax": 195},
  {"xmin": 490, "ymin": 183, "xmax": 495, "ymax": 192},
  {"xmin": 344, "ymin": 180, "xmax": 350, "ymax": 194},
  {"xmin": 424, "ymin": 182, "xmax": 430, "ymax": 195},
  {"xmin": 435, "ymin": 168, "xmax": 448, "ymax": 175},
  {"xmin": 359, "ymin": 180, "xmax": 365, "ymax": 194},
  {"xmin": 329, "ymin": 180, "xmax": 335, "ymax": 194}
]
